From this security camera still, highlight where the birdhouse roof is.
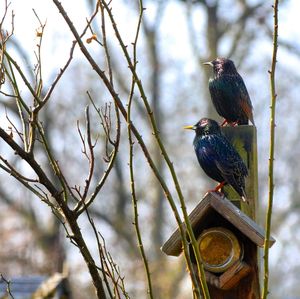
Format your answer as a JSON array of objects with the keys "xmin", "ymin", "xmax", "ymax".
[{"xmin": 162, "ymin": 192, "xmax": 275, "ymax": 257}]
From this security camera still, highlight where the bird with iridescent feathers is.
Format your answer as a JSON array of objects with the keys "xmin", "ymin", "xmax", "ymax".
[
  {"xmin": 204, "ymin": 58, "xmax": 255, "ymax": 126},
  {"xmin": 184, "ymin": 118, "xmax": 248, "ymax": 201}
]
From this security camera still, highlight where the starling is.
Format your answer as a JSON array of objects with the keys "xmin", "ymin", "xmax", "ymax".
[
  {"xmin": 184, "ymin": 118, "xmax": 248, "ymax": 201},
  {"xmin": 203, "ymin": 58, "xmax": 255, "ymax": 126}
]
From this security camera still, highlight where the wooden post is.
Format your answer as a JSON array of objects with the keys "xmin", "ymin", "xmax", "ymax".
[
  {"xmin": 221, "ymin": 125, "xmax": 258, "ymax": 219},
  {"xmin": 214, "ymin": 125, "xmax": 259, "ymax": 298},
  {"xmin": 162, "ymin": 126, "xmax": 275, "ymax": 299}
]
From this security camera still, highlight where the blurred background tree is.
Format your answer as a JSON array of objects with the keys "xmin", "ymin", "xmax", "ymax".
[{"xmin": 0, "ymin": 0, "xmax": 300, "ymax": 298}]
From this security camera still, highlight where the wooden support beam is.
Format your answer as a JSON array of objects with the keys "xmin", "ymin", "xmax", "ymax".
[
  {"xmin": 221, "ymin": 125, "xmax": 258, "ymax": 219},
  {"xmin": 213, "ymin": 125, "xmax": 259, "ymax": 299}
]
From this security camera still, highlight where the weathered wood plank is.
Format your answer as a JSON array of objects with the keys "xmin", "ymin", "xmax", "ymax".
[
  {"xmin": 210, "ymin": 194, "xmax": 275, "ymax": 247},
  {"xmin": 219, "ymin": 262, "xmax": 252, "ymax": 290}
]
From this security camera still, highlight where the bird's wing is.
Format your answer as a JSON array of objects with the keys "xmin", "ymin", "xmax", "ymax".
[
  {"xmin": 213, "ymin": 136, "xmax": 248, "ymax": 193},
  {"xmin": 234, "ymin": 75, "xmax": 255, "ymax": 124},
  {"xmin": 210, "ymin": 75, "xmax": 241, "ymax": 118},
  {"xmin": 215, "ymin": 158, "xmax": 247, "ymax": 183},
  {"xmin": 194, "ymin": 136, "xmax": 225, "ymax": 183}
]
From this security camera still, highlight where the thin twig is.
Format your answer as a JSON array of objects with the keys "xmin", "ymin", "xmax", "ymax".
[
  {"xmin": 84, "ymin": 202, "xmax": 130, "ymax": 298},
  {"xmin": 99, "ymin": 0, "xmax": 122, "ymax": 182},
  {"xmin": 0, "ymin": 90, "xmax": 17, "ymax": 97},
  {"xmin": 32, "ymin": 9, "xmax": 45, "ymax": 98},
  {"xmin": 0, "ymin": 127, "xmax": 62, "ymax": 198},
  {"xmin": 74, "ymin": 97, "xmax": 119, "ymax": 215},
  {"xmin": 0, "ymin": 162, "xmax": 51, "ymax": 205},
  {"xmin": 4, "ymin": 50, "xmax": 41, "ymax": 104},
  {"xmin": 36, "ymin": 122, "xmax": 78, "ymax": 203},
  {"xmin": 42, "ymin": 4, "xmax": 99, "ymax": 106},
  {"xmin": 28, "ymin": 9, "xmax": 47, "ymax": 153},
  {"xmin": 3, "ymin": 57, "xmax": 30, "ymax": 113},
  {"xmin": 83, "ymin": 206, "xmax": 115, "ymax": 298},
  {"xmin": 0, "ymin": 1, "xmax": 9, "ymax": 87},
  {"xmin": 98, "ymin": 0, "xmax": 113, "ymax": 86},
  {"xmin": 77, "ymin": 120, "xmax": 89, "ymax": 160},
  {"xmin": 126, "ymin": 1, "xmax": 154, "ymax": 298},
  {"xmin": 0, "ymin": 273, "xmax": 15, "ymax": 299},
  {"xmin": 5, "ymin": 108, "xmax": 24, "ymax": 142},
  {"xmin": 0, "ymin": 156, "xmax": 38, "ymax": 183},
  {"xmin": 81, "ymin": 106, "xmax": 95, "ymax": 200},
  {"xmin": 261, "ymin": 1, "xmax": 279, "ymax": 299},
  {"xmin": 0, "ymin": 0, "xmax": 10, "ymax": 27},
  {"xmin": 4, "ymin": 54, "xmax": 30, "ymax": 150}
]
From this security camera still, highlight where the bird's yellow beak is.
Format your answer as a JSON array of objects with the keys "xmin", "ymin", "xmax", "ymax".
[
  {"xmin": 203, "ymin": 61, "xmax": 213, "ymax": 66},
  {"xmin": 183, "ymin": 125, "xmax": 194, "ymax": 130}
]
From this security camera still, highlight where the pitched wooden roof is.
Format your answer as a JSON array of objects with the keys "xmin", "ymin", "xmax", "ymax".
[{"xmin": 162, "ymin": 192, "xmax": 275, "ymax": 256}]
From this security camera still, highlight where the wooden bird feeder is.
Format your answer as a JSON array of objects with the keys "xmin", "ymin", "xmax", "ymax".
[
  {"xmin": 162, "ymin": 126, "xmax": 276, "ymax": 298},
  {"xmin": 162, "ymin": 192, "xmax": 275, "ymax": 292}
]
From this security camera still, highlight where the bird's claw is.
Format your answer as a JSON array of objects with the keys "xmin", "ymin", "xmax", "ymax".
[{"xmin": 220, "ymin": 119, "xmax": 238, "ymax": 127}]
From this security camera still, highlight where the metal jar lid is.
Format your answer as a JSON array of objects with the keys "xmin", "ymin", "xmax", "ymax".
[{"xmin": 198, "ymin": 227, "xmax": 242, "ymax": 273}]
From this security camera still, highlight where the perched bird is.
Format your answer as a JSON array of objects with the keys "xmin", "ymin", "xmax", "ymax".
[
  {"xmin": 184, "ymin": 118, "xmax": 248, "ymax": 201},
  {"xmin": 203, "ymin": 58, "xmax": 255, "ymax": 126}
]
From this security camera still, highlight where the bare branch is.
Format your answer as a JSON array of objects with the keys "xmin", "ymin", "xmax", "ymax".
[
  {"xmin": 4, "ymin": 50, "xmax": 41, "ymax": 104},
  {"xmin": 99, "ymin": 0, "xmax": 113, "ymax": 86},
  {"xmin": 42, "ymin": 4, "xmax": 99, "ymax": 105},
  {"xmin": 74, "ymin": 98, "xmax": 119, "ymax": 214},
  {"xmin": 262, "ymin": 1, "xmax": 279, "ymax": 298},
  {"xmin": 126, "ymin": 1, "xmax": 154, "ymax": 298},
  {"xmin": 36, "ymin": 122, "xmax": 79, "ymax": 202},
  {"xmin": 4, "ymin": 52, "xmax": 31, "ymax": 150},
  {"xmin": 5, "ymin": 108, "xmax": 23, "ymax": 142},
  {"xmin": 0, "ymin": 127, "xmax": 56, "ymax": 191},
  {"xmin": 0, "ymin": 156, "xmax": 38, "ymax": 183},
  {"xmin": 0, "ymin": 161, "xmax": 52, "ymax": 206},
  {"xmin": 84, "ymin": 205, "xmax": 128, "ymax": 298},
  {"xmin": 0, "ymin": 273, "xmax": 15, "ymax": 299},
  {"xmin": 81, "ymin": 106, "xmax": 95, "ymax": 200}
]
